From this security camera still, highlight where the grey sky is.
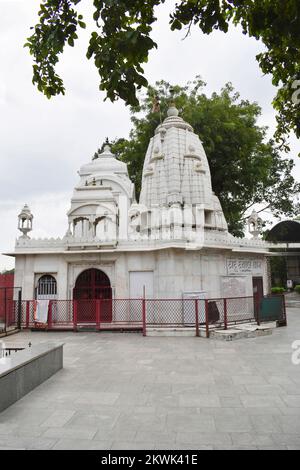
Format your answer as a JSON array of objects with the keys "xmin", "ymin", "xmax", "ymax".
[{"xmin": 0, "ymin": 0, "xmax": 299, "ymax": 270}]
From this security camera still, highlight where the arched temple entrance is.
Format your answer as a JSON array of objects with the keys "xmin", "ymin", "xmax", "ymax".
[{"xmin": 73, "ymin": 269, "xmax": 112, "ymax": 323}]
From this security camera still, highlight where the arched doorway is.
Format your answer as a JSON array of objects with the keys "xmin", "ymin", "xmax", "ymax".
[{"xmin": 73, "ymin": 269, "xmax": 112, "ymax": 323}]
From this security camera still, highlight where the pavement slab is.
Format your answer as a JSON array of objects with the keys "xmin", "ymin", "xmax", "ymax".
[{"xmin": 0, "ymin": 307, "xmax": 299, "ymax": 450}]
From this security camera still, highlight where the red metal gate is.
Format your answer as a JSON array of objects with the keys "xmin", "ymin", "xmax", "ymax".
[{"xmin": 73, "ymin": 269, "xmax": 112, "ymax": 322}]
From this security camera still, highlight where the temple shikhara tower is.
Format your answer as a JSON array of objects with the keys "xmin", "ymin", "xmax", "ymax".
[{"xmin": 6, "ymin": 105, "xmax": 270, "ymax": 307}]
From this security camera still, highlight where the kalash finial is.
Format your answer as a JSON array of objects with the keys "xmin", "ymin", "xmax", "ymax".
[
  {"xmin": 92, "ymin": 138, "xmax": 112, "ymax": 160},
  {"xmin": 103, "ymin": 137, "xmax": 111, "ymax": 153},
  {"xmin": 167, "ymin": 87, "xmax": 179, "ymax": 117}
]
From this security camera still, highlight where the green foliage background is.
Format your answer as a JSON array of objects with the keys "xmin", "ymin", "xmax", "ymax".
[{"xmin": 26, "ymin": 0, "xmax": 300, "ymax": 149}]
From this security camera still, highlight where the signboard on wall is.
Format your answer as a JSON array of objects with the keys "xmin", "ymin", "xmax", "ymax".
[{"xmin": 226, "ymin": 258, "xmax": 263, "ymax": 276}]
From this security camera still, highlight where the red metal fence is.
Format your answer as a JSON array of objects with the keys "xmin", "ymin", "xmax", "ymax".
[
  {"xmin": 0, "ymin": 287, "xmax": 22, "ymax": 334},
  {"xmin": 9, "ymin": 294, "xmax": 286, "ymax": 337},
  {"xmin": 18, "ymin": 299, "xmax": 144, "ymax": 331}
]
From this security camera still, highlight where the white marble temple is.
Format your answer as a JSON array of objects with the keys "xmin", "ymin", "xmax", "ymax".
[{"xmin": 5, "ymin": 106, "xmax": 274, "ymax": 300}]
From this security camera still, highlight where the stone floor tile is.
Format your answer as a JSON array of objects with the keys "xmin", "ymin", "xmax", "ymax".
[
  {"xmin": 40, "ymin": 409, "xmax": 75, "ymax": 427},
  {"xmin": 0, "ymin": 307, "xmax": 299, "ymax": 450},
  {"xmin": 214, "ymin": 415, "xmax": 254, "ymax": 433},
  {"xmin": 52, "ymin": 438, "xmax": 112, "ymax": 450},
  {"xmin": 42, "ymin": 425, "xmax": 98, "ymax": 440}
]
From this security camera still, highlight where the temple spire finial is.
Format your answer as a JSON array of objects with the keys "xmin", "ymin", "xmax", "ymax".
[
  {"xmin": 167, "ymin": 87, "xmax": 179, "ymax": 117},
  {"xmin": 167, "ymin": 103, "xmax": 179, "ymax": 117},
  {"xmin": 103, "ymin": 137, "xmax": 112, "ymax": 154}
]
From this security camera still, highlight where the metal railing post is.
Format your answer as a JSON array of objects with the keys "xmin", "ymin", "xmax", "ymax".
[
  {"xmin": 195, "ymin": 299, "xmax": 199, "ymax": 337},
  {"xmin": 205, "ymin": 299, "xmax": 209, "ymax": 338},
  {"xmin": 26, "ymin": 301, "xmax": 30, "ymax": 328},
  {"xmin": 48, "ymin": 301, "xmax": 53, "ymax": 330},
  {"xmin": 73, "ymin": 300, "xmax": 78, "ymax": 332},
  {"xmin": 17, "ymin": 289, "xmax": 22, "ymax": 330},
  {"xmin": 142, "ymin": 298, "xmax": 146, "ymax": 337},
  {"xmin": 255, "ymin": 294, "xmax": 260, "ymax": 326},
  {"xmin": 4, "ymin": 287, "xmax": 7, "ymax": 335},
  {"xmin": 282, "ymin": 294, "xmax": 287, "ymax": 326},
  {"xmin": 224, "ymin": 298, "xmax": 228, "ymax": 330},
  {"xmin": 96, "ymin": 299, "xmax": 101, "ymax": 331}
]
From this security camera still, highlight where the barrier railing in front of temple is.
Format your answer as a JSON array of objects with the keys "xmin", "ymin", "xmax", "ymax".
[
  {"xmin": 9, "ymin": 294, "xmax": 287, "ymax": 337},
  {"xmin": 0, "ymin": 287, "xmax": 22, "ymax": 335}
]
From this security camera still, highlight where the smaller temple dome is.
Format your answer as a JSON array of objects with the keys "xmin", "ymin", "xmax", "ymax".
[
  {"xmin": 79, "ymin": 141, "xmax": 127, "ymax": 177},
  {"xmin": 67, "ymin": 138, "xmax": 134, "ymax": 241}
]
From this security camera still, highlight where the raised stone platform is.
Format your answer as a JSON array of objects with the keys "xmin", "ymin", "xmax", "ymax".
[
  {"xmin": 208, "ymin": 322, "xmax": 276, "ymax": 341},
  {"xmin": 0, "ymin": 342, "xmax": 63, "ymax": 412},
  {"xmin": 146, "ymin": 322, "xmax": 277, "ymax": 339}
]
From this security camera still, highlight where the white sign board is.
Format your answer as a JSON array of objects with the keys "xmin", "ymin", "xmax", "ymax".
[{"xmin": 227, "ymin": 258, "xmax": 263, "ymax": 276}]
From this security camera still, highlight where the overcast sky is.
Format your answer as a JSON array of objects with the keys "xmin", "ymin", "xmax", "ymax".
[{"xmin": 0, "ymin": 0, "xmax": 299, "ymax": 270}]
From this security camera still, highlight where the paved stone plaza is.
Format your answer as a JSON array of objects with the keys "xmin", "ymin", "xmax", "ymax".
[{"xmin": 0, "ymin": 308, "xmax": 300, "ymax": 450}]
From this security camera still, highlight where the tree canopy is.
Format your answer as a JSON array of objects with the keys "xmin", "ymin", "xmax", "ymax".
[
  {"xmin": 112, "ymin": 79, "xmax": 300, "ymax": 236},
  {"xmin": 26, "ymin": 0, "xmax": 300, "ymax": 149}
]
